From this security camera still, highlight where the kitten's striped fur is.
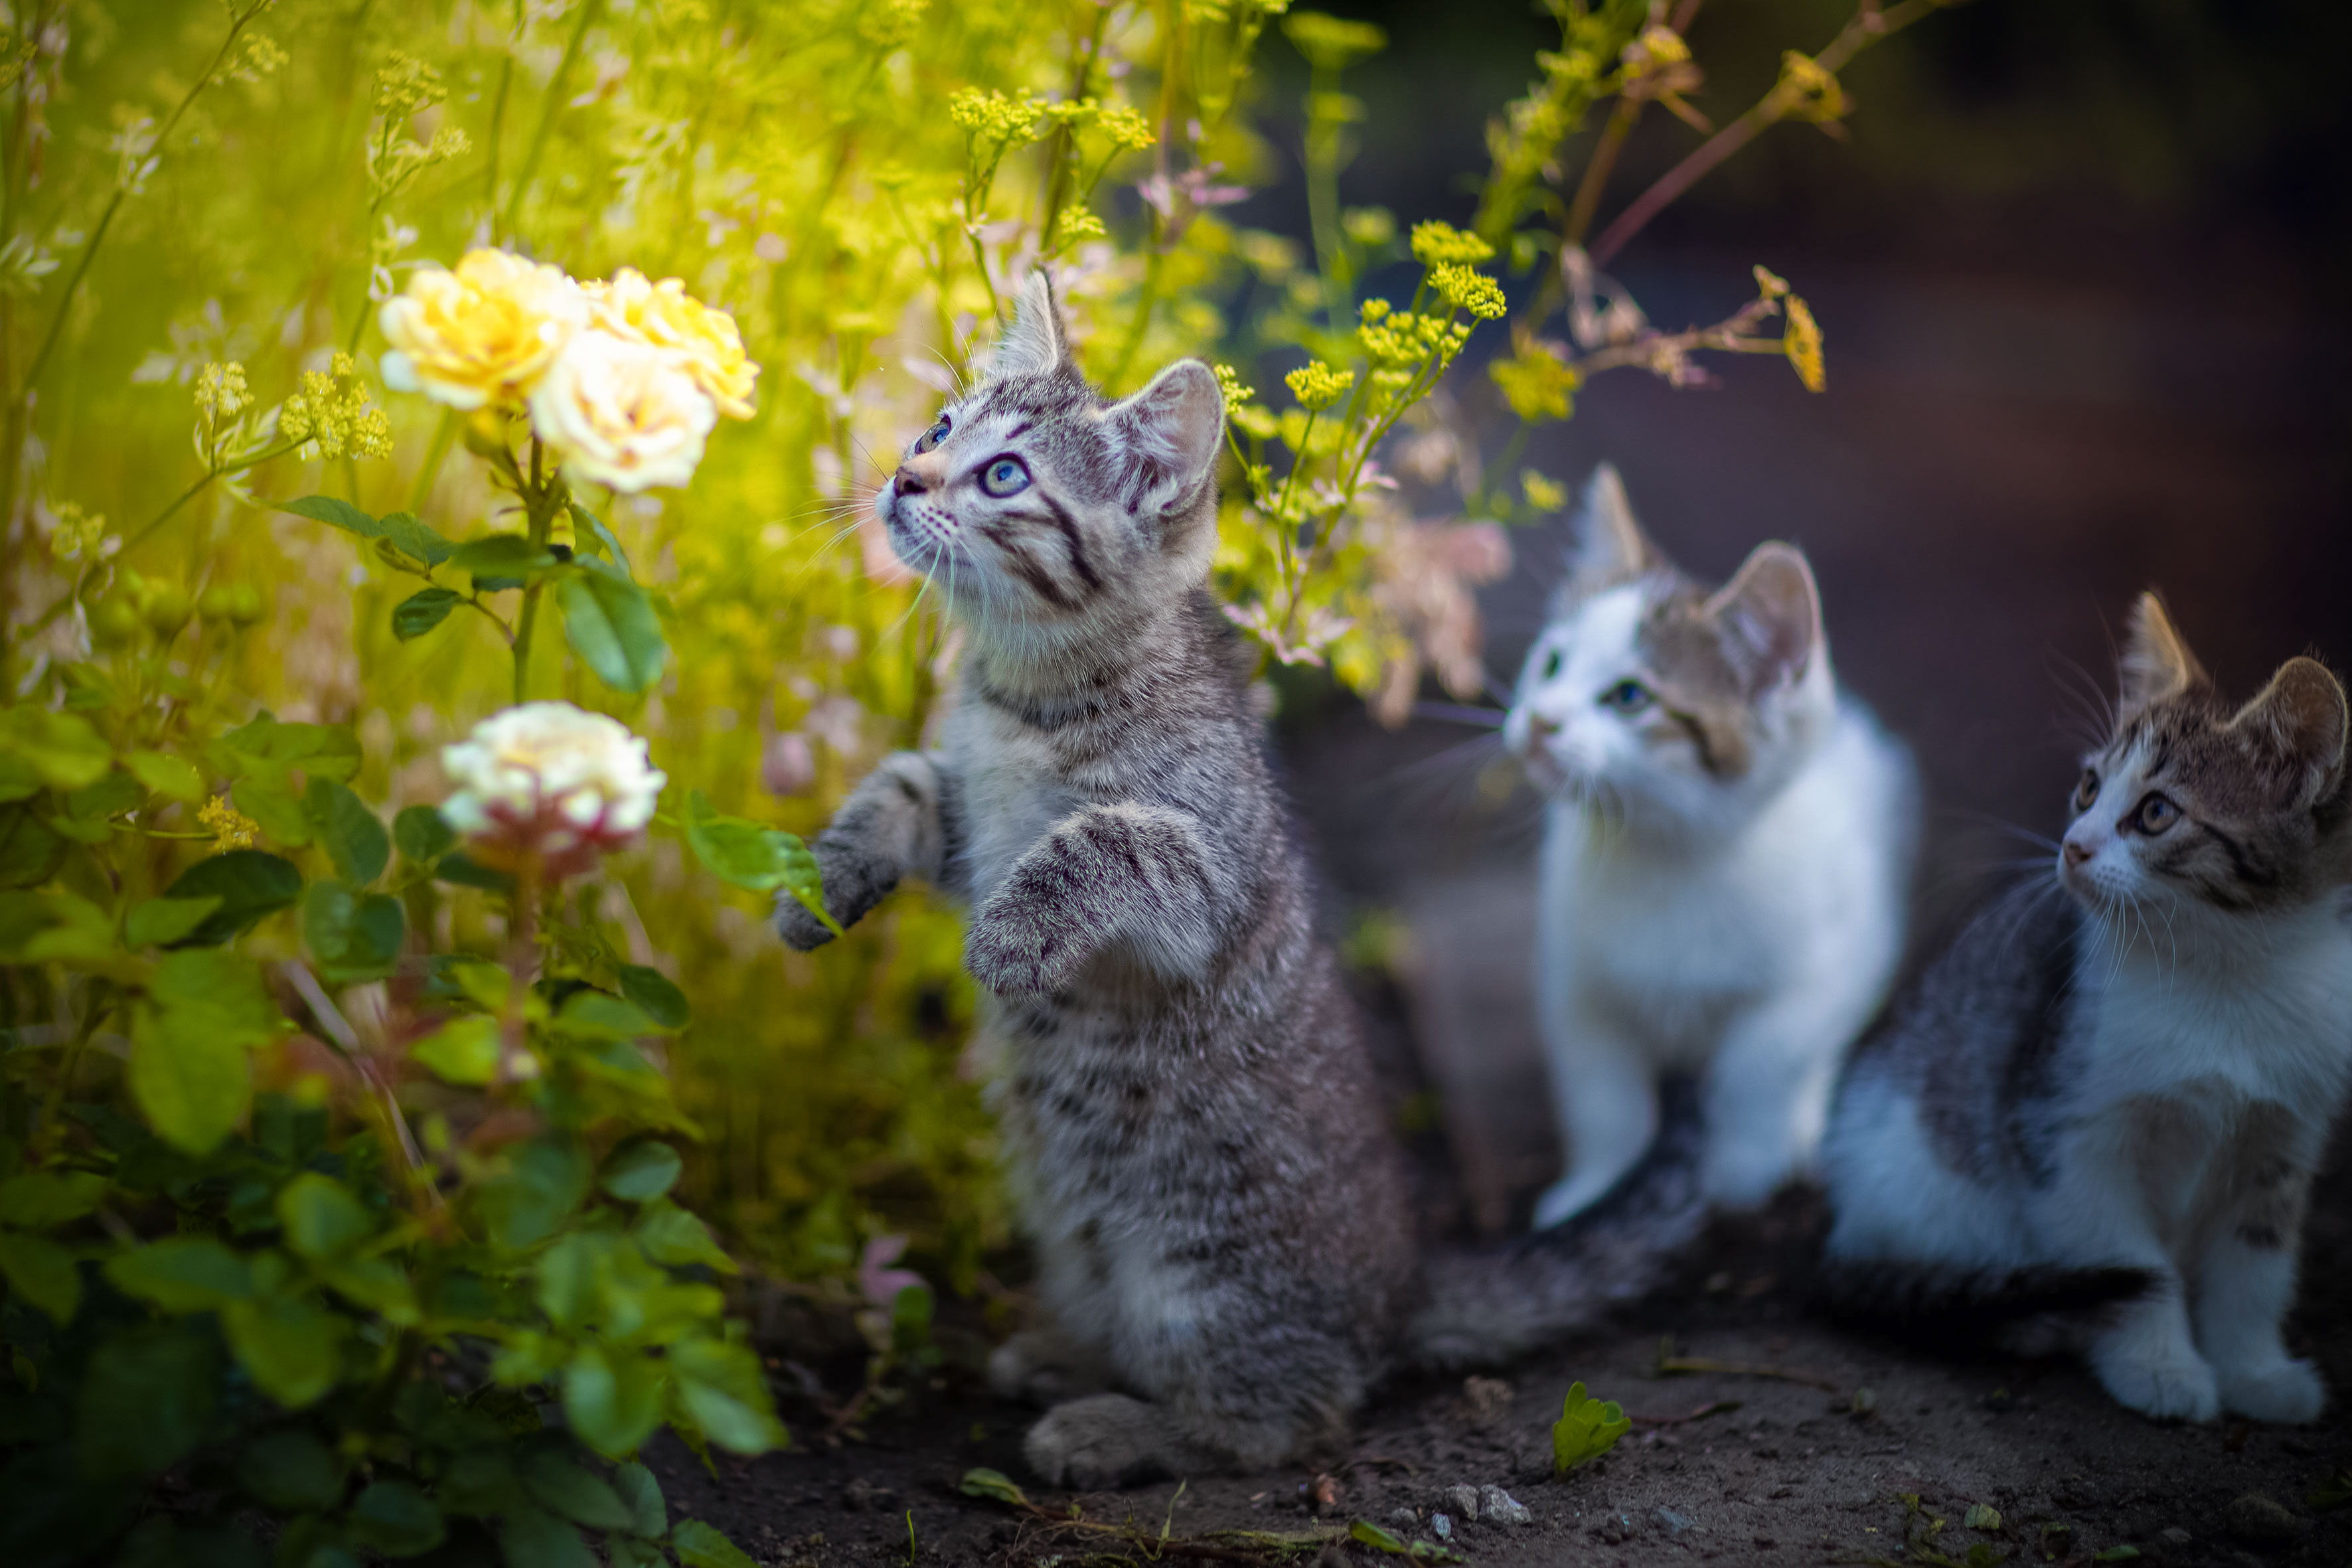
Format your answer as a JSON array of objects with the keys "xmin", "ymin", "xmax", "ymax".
[{"xmin": 777, "ymin": 275, "xmax": 1709, "ymax": 1485}]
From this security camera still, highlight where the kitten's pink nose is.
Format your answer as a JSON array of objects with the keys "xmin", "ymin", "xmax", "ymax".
[
  {"xmin": 1528, "ymin": 713, "xmax": 1561, "ymax": 740},
  {"xmin": 2063, "ymin": 840, "xmax": 2092, "ymax": 869},
  {"xmin": 893, "ymin": 465, "xmax": 929, "ymax": 496}
]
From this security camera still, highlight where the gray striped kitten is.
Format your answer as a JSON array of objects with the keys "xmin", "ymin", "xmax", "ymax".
[
  {"xmin": 777, "ymin": 274, "xmax": 1711, "ymax": 1485},
  {"xmin": 1823, "ymin": 595, "xmax": 2352, "ymax": 1423}
]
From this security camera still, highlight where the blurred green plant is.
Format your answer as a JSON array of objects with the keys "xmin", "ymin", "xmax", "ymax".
[{"xmin": 1551, "ymin": 1379, "xmax": 1631, "ymax": 1471}]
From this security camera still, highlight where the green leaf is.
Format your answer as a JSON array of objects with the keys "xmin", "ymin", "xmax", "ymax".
[
  {"xmin": 564, "ymin": 1344, "xmax": 667, "ymax": 1460},
  {"xmin": 305, "ymin": 777, "xmax": 390, "ymax": 884},
  {"xmin": 301, "ymin": 880, "xmax": 404, "ymax": 982},
  {"xmin": 1350, "ymin": 1520, "xmax": 1409, "ymax": 1553},
  {"xmin": 448, "ymin": 534, "xmax": 555, "ymax": 582},
  {"xmin": 615, "ymin": 963, "xmax": 688, "ymax": 1028},
  {"xmin": 1551, "ymin": 1380, "xmax": 1631, "ymax": 1473},
  {"xmin": 64, "ymin": 768, "xmax": 141, "ymax": 828},
  {"xmin": 0, "ymin": 1233, "xmax": 80, "ymax": 1322},
  {"xmin": 316, "ymin": 1254, "xmax": 420, "ymax": 1324},
  {"xmin": 2092, "ymin": 1550, "xmax": 2141, "ymax": 1563},
  {"xmin": 1964, "ymin": 1504, "xmax": 2003, "ymax": 1531},
  {"xmin": 670, "ymin": 1519, "xmax": 758, "ymax": 1568},
  {"xmin": 104, "ymin": 1236, "xmax": 255, "ymax": 1310},
  {"xmin": 0, "ymin": 706, "xmax": 112, "ymax": 791},
  {"xmin": 0, "ymin": 1170, "xmax": 108, "ymax": 1227},
  {"xmin": 554, "ymin": 990, "xmax": 662, "ymax": 1040},
  {"xmin": 669, "ymin": 1338, "xmax": 786, "ymax": 1456},
  {"xmin": 77, "ymin": 1322, "xmax": 218, "ymax": 1476},
  {"xmin": 610, "ymin": 1461, "xmax": 666, "ymax": 1538},
  {"xmin": 277, "ymin": 1172, "xmax": 374, "ymax": 1259},
  {"xmin": 958, "ymin": 1468, "xmax": 1031, "ymax": 1508},
  {"xmin": 518, "ymin": 1448, "xmax": 634, "ymax": 1529},
  {"xmin": 223, "ymin": 1291, "xmax": 346, "ymax": 1409},
  {"xmin": 684, "ymin": 791, "xmax": 836, "ymax": 931},
  {"xmin": 0, "ymin": 890, "xmax": 114, "ymax": 965},
  {"xmin": 210, "ymin": 714, "xmax": 362, "ymax": 789},
  {"xmin": 0, "ymin": 803, "xmax": 68, "ymax": 888},
  {"xmin": 126, "ymin": 749, "xmax": 207, "ymax": 803},
  {"xmin": 125, "ymin": 896, "xmax": 222, "ymax": 949},
  {"xmin": 475, "ymin": 1138, "xmax": 591, "ymax": 1251},
  {"xmin": 391, "ymin": 587, "xmax": 462, "ymax": 641},
  {"xmin": 130, "ymin": 997, "xmax": 253, "ymax": 1153},
  {"xmin": 348, "ymin": 1478, "xmax": 445, "ymax": 1558},
  {"xmin": 633, "ymin": 1200, "xmax": 737, "ymax": 1273},
  {"xmin": 234, "ymin": 777, "xmax": 313, "ymax": 846},
  {"xmin": 278, "ymin": 495, "xmax": 382, "ymax": 539},
  {"xmin": 434, "ymin": 850, "xmax": 516, "ymax": 892},
  {"xmin": 558, "ymin": 560, "xmax": 667, "ymax": 693},
  {"xmin": 0, "ymin": 749, "xmax": 40, "ymax": 804},
  {"xmin": 599, "ymin": 1139, "xmax": 682, "ymax": 1203},
  {"xmin": 236, "ymin": 1429, "xmax": 347, "ymax": 1512},
  {"xmin": 377, "ymin": 510, "xmax": 453, "ymax": 568},
  {"xmin": 160, "ymin": 850, "xmax": 302, "ymax": 945},
  {"xmin": 393, "ymin": 805, "xmax": 457, "ymax": 862},
  {"xmin": 569, "ymin": 503, "xmax": 633, "ymax": 577},
  {"xmin": 500, "ymin": 1507, "xmax": 596, "ymax": 1568},
  {"xmin": 410, "ymin": 1014, "xmax": 501, "ymax": 1085}
]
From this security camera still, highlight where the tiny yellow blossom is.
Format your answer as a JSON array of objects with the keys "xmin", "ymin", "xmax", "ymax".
[
  {"xmin": 1522, "ymin": 470, "xmax": 1568, "ymax": 513},
  {"xmin": 1783, "ymin": 295, "xmax": 1826, "ymax": 392},
  {"xmin": 948, "ymin": 88, "xmax": 1046, "ymax": 149},
  {"xmin": 195, "ymin": 361, "xmax": 251, "ymax": 428},
  {"xmin": 281, "ymin": 352, "xmax": 394, "ymax": 460},
  {"xmin": 1431, "ymin": 264, "xmax": 1506, "ymax": 321},
  {"xmin": 1779, "ymin": 50, "xmax": 1848, "ymax": 125},
  {"xmin": 1213, "ymin": 364, "xmax": 1255, "ymax": 408},
  {"xmin": 1093, "ymin": 103, "xmax": 1156, "ymax": 151},
  {"xmin": 1490, "ymin": 350, "xmax": 1579, "ymax": 422},
  {"xmin": 582, "ymin": 269, "xmax": 759, "ymax": 420},
  {"xmin": 1409, "ymin": 220, "xmax": 1494, "ymax": 269},
  {"xmin": 374, "ymin": 51, "xmax": 447, "ymax": 121},
  {"xmin": 199, "ymin": 795, "xmax": 260, "ymax": 851},
  {"xmin": 378, "ymin": 248, "xmax": 588, "ymax": 412},
  {"xmin": 44, "ymin": 501, "xmax": 108, "ymax": 561},
  {"xmin": 1285, "ymin": 360, "xmax": 1354, "ymax": 412},
  {"xmin": 856, "ymin": 0, "xmax": 927, "ymax": 50},
  {"xmin": 1341, "ymin": 206, "xmax": 1395, "ymax": 246}
]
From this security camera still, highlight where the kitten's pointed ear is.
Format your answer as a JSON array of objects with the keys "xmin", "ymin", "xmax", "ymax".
[
  {"xmin": 2231, "ymin": 657, "xmax": 2348, "ymax": 797},
  {"xmin": 2118, "ymin": 592, "xmax": 2207, "ymax": 712},
  {"xmin": 1706, "ymin": 542, "xmax": 1822, "ymax": 696},
  {"xmin": 1562, "ymin": 463, "xmax": 1662, "ymax": 599},
  {"xmin": 988, "ymin": 272, "xmax": 1073, "ymax": 381},
  {"xmin": 1104, "ymin": 358, "xmax": 1223, "ymax": 524}
]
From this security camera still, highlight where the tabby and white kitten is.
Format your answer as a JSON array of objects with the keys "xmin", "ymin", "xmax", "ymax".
[
  {"xmin": 1506, "ymin": 467, "xmax": 1917, "ymax": 1226},
  {"xmin": 779, "ymin": 277, "xmax": 1713, "ymax": 1486},
  {"xmin": 1824, "ymin": 595, "xmax": 2352, "ymax": 1424}
]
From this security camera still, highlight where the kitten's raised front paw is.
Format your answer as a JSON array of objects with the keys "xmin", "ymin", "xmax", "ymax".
[
  {"xmin": 965, "ymin": 911, "xmax": 1085, "ymax": 995},
  {"xmin": 2093, "ymin": 1346, "xmax": 2220, "ymax": 1423},
  {"xmin": 2218, "ymin": 1357, "xmax": 2326, "ymax": 1425},
  {"xmin": 1024, "ymin": 1394, "xmax": 1182, "ymax": 1488},
  {"xmin": 989, "ymin": 1329, "xmax": 1112, "ymax": 1407},
  {"xmin": 775, "ymin": 892, "xmax": 837, "ymax": 952}
]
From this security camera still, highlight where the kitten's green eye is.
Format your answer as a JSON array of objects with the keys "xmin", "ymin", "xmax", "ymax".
[
  {"xmin": 1540, "ymin": 648, "xmax": 1563, "ymax": 680},
  {"xmin": 2132, "ymin": 792, "xmax": 2180, "ymax": 835},
  {"xmin": 2074, "ymin": 770, "xmax": 2100, "ymax": 812},
  {"xmin": 914, "ymin": 415, "xmax": 951, "ymax": 453},
  {"xmin": 979, "ymin": 455, "xmax": 1032, "ymax": 497},
  {"xmin": 1599, "ymin": 679, "xmax": 1652, "ymax": 714}
]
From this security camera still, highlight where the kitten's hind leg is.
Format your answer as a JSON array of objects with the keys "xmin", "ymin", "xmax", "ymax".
[
  {"xmin": 1700, "ymin": 991, "xmax": 1847, "ymax": 1208},
  {"xmin": 1533, "ymin": 1011, "xmax": 1656, "ymax": 1229},
  {"xmin": 2198, "ymin": 1152, "xmax": 2323, "ymax": 1424},
  {"xmin": 2088, "ymin": 1277, "xmax": 2219, "ymax": 1423}
]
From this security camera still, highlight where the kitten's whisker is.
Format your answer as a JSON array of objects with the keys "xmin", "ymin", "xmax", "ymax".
[{"xmin": 1411, "ymin": 702, "xmax": 1507, "ymax": 728}]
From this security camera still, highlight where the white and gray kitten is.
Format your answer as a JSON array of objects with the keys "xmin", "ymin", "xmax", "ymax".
[
  {"xmin": 1505, "ymin": 466, "xmax": 1918, "ymax": 1225},
  {"xmin": 1824, "ymin": 594, "xmax": 2352, "ymax": 1424},
  {"xmin": 779, "ymin": 277, "xmax": 1715, "ymax": 1486}
]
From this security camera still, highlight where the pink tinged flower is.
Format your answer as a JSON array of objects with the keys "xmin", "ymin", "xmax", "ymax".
[
  {"xmin": 526, "ymin": 331, "xmax": 719, "ymax": 493},
  {"xmin": 439, "ymin": 702, "xmax": 666, "ymax": 879},
  {"xmin": 857, "ymin": 1234, "xmax": 924, "ymax": 1310}
]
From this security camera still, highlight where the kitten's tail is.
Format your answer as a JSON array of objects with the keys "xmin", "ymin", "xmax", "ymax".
[
  {"xmin": 1815, "ymin": 1259, "xmax": 2155, "ymax": 1344},
  {"xmin": 1405, "ymin": 1080, "xmax": 1711, "ymax": 1370}
]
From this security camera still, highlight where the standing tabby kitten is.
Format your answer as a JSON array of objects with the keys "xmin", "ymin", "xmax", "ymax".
[
  {"xmin": 1506, "ymin": 467, "xmax": 1917, "ymax": 1226},
  {"xmin": 1824, "ymin": 595, "xmax": 2352, "ymax": 1423},
  {"xmin": 779, "ymin": 276, "xmax": 1713, "ymax": 1486}
]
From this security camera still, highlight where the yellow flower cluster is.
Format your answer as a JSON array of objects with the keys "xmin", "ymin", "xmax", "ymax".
[
  {"xmin": 44, "ymin": 501, "xmax": 107, "ymax": 561},
  {"xmin": 1285, "ymin": 360, "xmax": 1355, "ymax": 412},
  {"xmin": 1090, "ymin": 103, "xmax": 1157, "ymax": 152},
  {"xmin": 378, "ymin": 249, "xmax": 757, "ymax": 493},
  {"xmin": 1431, "ymin": 263, "xmax": 1507, "ymax": 321},
  {"xmin": 1490, "ymin": 349, "xmax": 1581, "ymax": 423},
  {"xmin": 199, "ymin": 795, "xmax": 260, "ymax": 851},
  {"xmin": 1357, "ymin": 300, "xmax": 1472, "ymax": 374},
  {"xmin": 1522, "ymin": 469, "xmax": 1569, "ymax": 513},
  {"xmin": 1409, "ymin": 219, "xmax": 1494, "ymax": 268},
  {"xmin": 195, "ymin": 361, "xmax": 251, "ymax": 429},
  {"xmin": 947, "ymin": 88, "xmax": 1046, "ymax": 149},
  {"xmin": 374, "ymin": 50, "xmax": 447, "ymax": 121},
  {"xmin": 1213, "ymin": 363, "xmax": 1255, "ymax": 408},
  {"xmin": 281, "ymin": 352, "xmax": 394, "ymax": 461},
  {"xmin": 1778, "ymin": 50, "xmax": 1849, "ymax": 125}
]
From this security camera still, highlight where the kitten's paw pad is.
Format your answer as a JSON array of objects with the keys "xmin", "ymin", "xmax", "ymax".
[
  {"xmin": 2219, "ymin": 1358, "xmax": 2326, "ymax": 1425},
  {"xmin": 2096, "ymin": 1351, "xmax": 2220, "ymax": 1423},
  {"xmin": 965, "ymin": 917, "xmax": 1081, "ymax": 995},
  {"xmin": 1024, "ymin": 1395, "xmax": 1173, "ymax": 1488},
  {"xmin": 988, "ymin": 1330, "xmax": 1109, "ymax": 1407},
  {"xmin": 775, "ymin": 895, "xmax": 837, "ymax": 952}
]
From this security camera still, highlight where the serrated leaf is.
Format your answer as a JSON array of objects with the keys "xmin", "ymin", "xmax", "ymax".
[
  {"xmin": 305, "ymin": 777, "xmax": 390, "ymax": 884},
  {"xmin": 501, "ymin": 1507, "xmax": 596, "ymax": 1568},
  {"xmin": 234, "ymin": 775, "xmax": 313, "ymax": 846},
  {"xmin": 609, "ymin": 1461, "xmax": 666, "ymax": 1537},
  {"xmin": 129, "ymin": 997, "xmax": 252, "ymax": 1153},
  {"xmin": 392, "ymin": 805, "xmax": 456, "ymax": 862},
  {"xmin": 317, "ymin": 1254, "xmax": 420, "ymax": 1324},
  {"xmin": 391, "ymin": 587, "xmax": 461, "ymax": 640},
  {"xmin": 518, "ymin": 1448, "xmax": 633, "ymax": 1529},
  {"xmin": 125, "ymin": 749, "xmax": 206, "ymax": 803},
  {"xmin": 377, "ymin": 510, "xmax": 453, "ymax": 567},
  {"xmin": 160, "ymin": 850, "xmax": 301, "ymax": 945},
  {"xmin": 1, "ymin": 706, "xmax": 111, "ymax": 791},
  {"xmin": 634, "ymin": 1200, "xmax": 736, "ymax": 1273},
  {"xmin": 670, "ymin": 1338, "xmax": 785, "ymax": 1455},
  {"xmin": 104, "ymin": 1236, "xmax": 255, "ymax": 1310},
  {"xmin": 599, "ymin": 1140, "xmax": 682, "ymax": 1203},
  {"xmin": 558, "ymin": 560, "xmax": 667, "ymax": 693},
  {"xmin": 475, "ymin": 1138, "xmax": 591, "ymax": 1252},
  {"xmin": 671, "ymin": 1519, "xmax": 758, "ymax": 1568},
  {"xmin": 1965, "ymin": 1504, "xmax": 2003, "ymax": 1531},
  {"xmin": 959, "ymin": 1468, "xmax": 1030, "ymax": 1508},
  {"xmin": 410, "ymin": 1014, "xmax": 501, "ymax": 1085},
  {"xmin": 0, "ymin": 1233, "xmax": 80, "ymax": 1322},
  {"xmin": 223, "ymin": 1291, "xmax": 347, "ymax": 1409},
  {"xmin": 554, "ymin": 989, "xmax": 660, "ymax": 1040},
  {"xmin": 303, "ymin": 880, "xmax": 404, "ymax": 982},
  {"xmin": 683, "ymin": 791, "xmax": 836, "ymax": 930},
  {"xmin": 615, "ymin": 963, "xmax": 688, "ymax": 1028},
  {"xmin": 1552, "ymin": 1380, "xmax": 1630, "ymax": 1473},
  {"xmin": 278, "ymin": 495, "xmax": 382, "ymax": 538},
  {"xmin": 124, "ymin": 895, "xmax": 221, "ymax": 949},
  {"xmin": 277, "ymin": 1172, "xmax": 374, "ymax": 1259},
  {"xmin": 564, "ymin": 1343, "xmax": 666, "ymax": 1460}
]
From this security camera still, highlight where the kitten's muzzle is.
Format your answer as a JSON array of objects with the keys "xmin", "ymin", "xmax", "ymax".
[{"xmin": 892, "ymin": 464, "xmax": 929, "ymax": 496}]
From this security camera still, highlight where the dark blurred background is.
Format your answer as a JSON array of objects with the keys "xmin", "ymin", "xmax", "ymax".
[{"xmin": 1242, "ymin": 0, "xmax": 2352, "ymax": 1231}]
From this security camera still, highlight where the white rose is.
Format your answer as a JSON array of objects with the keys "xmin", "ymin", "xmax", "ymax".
[
  {"xmin": 526, "ymin": 329, "xmax": 718, "ymax": 493},
  {"xmin": 439, "ymin": 701, "xmax": 666, "ymax": 877}
]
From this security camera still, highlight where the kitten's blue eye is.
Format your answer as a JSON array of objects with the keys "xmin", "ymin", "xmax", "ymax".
[
  {"xmin": 2132, "ymin": 792, "xmax": 2179, "ymax": 835},
  {"xmin": 1539, "ymin": 648, "xmax": 1563, "ymax": 680},
  {"xmin": 980, "ymin": 456, "xmax": 1031, "ymax": 497},
  {"xmin": 914, "ymin": 416, "xmax": 951, "ymax": 453},
  {"xmin": 2075, "ymin": 769, "xmax": 2100, "ymax": 812},
  {"xmin": 1599, "ymin": 679, "xmax": 1652, "ymax": 714}
]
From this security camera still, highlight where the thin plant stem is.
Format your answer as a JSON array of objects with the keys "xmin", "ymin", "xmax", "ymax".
[{"xmin": 500, "ymin": 0, "xmax": 604, "ymax": 242}]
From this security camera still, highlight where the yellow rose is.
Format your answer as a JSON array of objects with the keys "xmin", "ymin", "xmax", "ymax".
[
  {"xmin": 378, "ymin": 248, "xmax": 588, "ymax": 411},
  {"xmin": 527, "ymin": 329, "xmax": 719, "ymax": 493},
  {"xmin": 582, "ymin": 268, "xmax": 759, "ymax": 420}
]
